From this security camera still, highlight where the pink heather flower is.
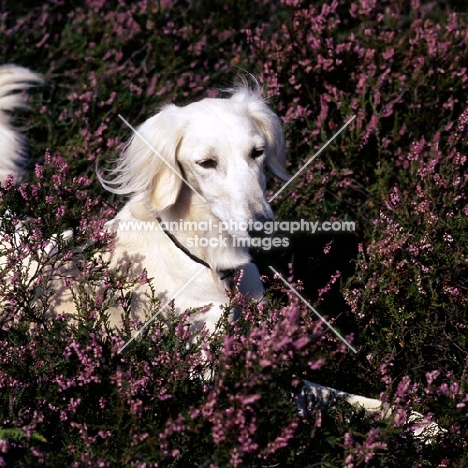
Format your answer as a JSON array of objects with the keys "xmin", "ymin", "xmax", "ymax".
[
  {"xmin": 426, "ymin": 370, "xmax": 440, "ymax": 385},
  {"xmin": 229, "ymin": 448, "xmax": 242, "ymax": 467},
  {"xmin": 317, "ymin": 270, "xmax": 341, "ymax": 297},
  {"xmin": 394, "ymin": 408, "xmax": 407, "ymax": 426},
  {"xmin": 238, "ymin": 394, "xmax": 261, "ymax": 406},
  {"xmin": 395, "ymin": 376, "xmax": 411, "ymax": 401},
  {"xmin": 0, "ymin": 440, "xmax": 8, "ymax": 454},
  {"xmin": 138, "ymin": 270, "xmax": 148, "ymax": 284},
  {"xmin": 34, "ymin": 164, "xmax": 44, "ymax": 179},
  {"xmin": 450, "ymin": 381, "xmax": 460, "ymax": 395},
  {"xmin": 439, "ymin": 383, "xmax": 449, "ymax": 395},
  {"xmin": 443, "ymin": 233, "xmax": 454, "ymax": 243},
  {"xmin": 29, "ymin": 446, "xmax": 44, "ymax": 460},
  {"xmin": 323, "ymin": 241, "xmax": 333, "ymax": 254},
  {"xmin": 382, "ymin": 47, "xmax": 394, "ymax": 60},
  {"xmin": 344, "ymin": 453, "xmax": 354, "ymax": 468},
  {"xmin": 343, "ymin": 431, "xmax": 353, "ymax": 448}
]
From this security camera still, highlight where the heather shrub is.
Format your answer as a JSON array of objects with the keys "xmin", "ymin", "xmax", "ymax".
[
  {"xmin": 1, "ymin": 0, "xmax": 468, "ymax": 466},
  {"xmin": 341, "ymin": 110, "xmax": 468, "ymax": 460},
  {"xmin": 345, "ymin": 111, "xmax": 468, "ymax": 381},
  {"xmin": 244, "ymin": 0, "xmax": 468, "ymax": 224},
  {"xmin": 0, "ymin": 163, "xmax": 355, "ymax": 466}
]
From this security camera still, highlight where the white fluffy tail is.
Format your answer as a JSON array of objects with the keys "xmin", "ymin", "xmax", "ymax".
[{"xmin": 0, "ymin": 64, "xmax": 43, "ymax": 184}]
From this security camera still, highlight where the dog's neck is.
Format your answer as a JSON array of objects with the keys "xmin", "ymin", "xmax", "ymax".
[{"xmin": 156, "ymin": 215, "xmax": 237, "ymax": 281}]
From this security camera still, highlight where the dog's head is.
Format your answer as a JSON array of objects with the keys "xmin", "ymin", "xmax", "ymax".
[{"xmin": 100, "ymin": 82, "xmax": 289, "ymax": 238}]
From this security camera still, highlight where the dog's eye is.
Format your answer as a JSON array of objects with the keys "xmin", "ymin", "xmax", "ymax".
[
  {"xmin": 198, "ymin": 159, "xmax": 217, "ymax": 169},
  {"xmin": 250, "ymin": 147, "xmax": 264, "ymax": 159}
]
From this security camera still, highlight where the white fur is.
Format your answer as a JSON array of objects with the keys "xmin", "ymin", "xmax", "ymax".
[{"xmin": 0, "ymin": 65, "xmax": 42, "ymax": 183}]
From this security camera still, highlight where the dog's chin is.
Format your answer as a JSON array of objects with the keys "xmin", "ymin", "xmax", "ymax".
[
  {"xmin": 206, "ymin": 235, "xmax": 251, "ymax": 271},
  {"xmin": 229, "ymin": 230, "xmax": 250, "ymax": 240}
]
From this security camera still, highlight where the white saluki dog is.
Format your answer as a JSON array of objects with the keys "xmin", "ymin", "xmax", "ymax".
[
  {"xmin": 96, "ymin": 76, "xmax": 290, "ymax": 332},
  {"xmin": 0, "ymin": 64, "xmax": 441, "ymax": 440}
]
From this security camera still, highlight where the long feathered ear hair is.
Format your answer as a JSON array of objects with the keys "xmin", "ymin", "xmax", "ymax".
[
  {"xmin": 227, "ymin": 76, "xmax": 290, "ymax": 181},
  {"xmin": 0, "ymin": 64, "xmax": 43, "ymax": 184},
  {"xmin": 98, "ymin": 104, "xmax": 184, "ymax": 213}
]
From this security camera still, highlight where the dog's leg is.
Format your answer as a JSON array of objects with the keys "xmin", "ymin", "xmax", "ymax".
[{"xmin": 296, "ymin": 380, "xmax": 444, "ymax": 442}]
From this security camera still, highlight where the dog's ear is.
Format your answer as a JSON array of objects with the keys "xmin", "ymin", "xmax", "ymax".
[
  {"xmin": 99, "ymin": 104, "xmax": 184, "ymax": 213},
  {"xmin": 144, "ymin": 107, "xmax": 185, "ymax": 212},
  {"xmin": 230, "ymin": 85, "xmax": 290, "ymax": 181},
  {"xmin": 249, "ymin": 105, "xmax": 290, "ymax": 181}
]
